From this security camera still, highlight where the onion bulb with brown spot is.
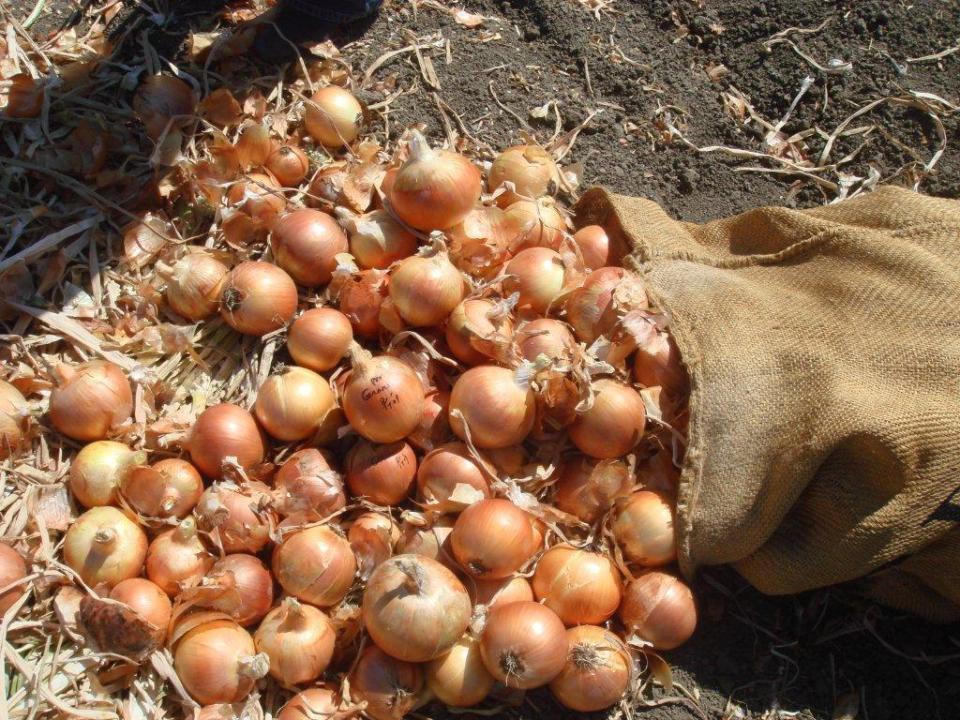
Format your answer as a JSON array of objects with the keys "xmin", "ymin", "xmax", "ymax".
[
  {"xmin": 146, "ymin": 517, "xmax": 214, "ymax": 596},
  {"xmin": 346, "ymin": 440, "xmax": 417, "ymax": 506},
  {"xmin": 515, "ymin": 318, "xmax": 576, "ymax": 364},
  {"xmin": 220, "ymin": 260, "xmax": 298, "ymax": 335},
  {"xmin": 349, "ymin": 512, "xmax": 400, "ymax": 578},
  {"xmin": 200, "ymin": 554, "xmax": 274, "ymax": 627},
  {"xmin": 344, "ymin": 209, "xmax": 417, "ymax": 270},
  {"xmin": 109, "ymin": 578, "xmax": 172, "ymax": 644},
  {"xmin": 505, "ymin": 197, "xmax": 566, "ymax": 251},
  {"xmin": 388, "ymin": 249, "xmax": 465, "ymax": 328},
  {"xmin": 255, "ymin": 366, "xmax": 336, "ymax": 442},
  {"xmin": 342, "ymin": 351, "xmax": 424, "ymax": 443},
  {"xmin": 471, "ymin": 576, "xmax": 534, "ymax": 609},
  {"xmin": 573, "ymin": 225, "xmax": 613, "ymax": 270},
  {"xmin": 479, "ymin": 601, "xmax": 567, "ymax": 689},
  {"xmin": 553, "ymin": 456, "xmax": 634, "ymax": 524},
  {"xmin": 425, "ymin": 633, "xmax": 495, "ymax": 707},
  {"xmin": 272, "ymin": 525, "xmax": 356, "ymax": 607},
  {"xmin": 69, "ymin": 441, "xmax": 145, "ymax": 509},
  {"xmin": 569, "ymin": 379, "xmax": 646, "ymax": 459},
  {"xmin": 450, "ymin": 498, "xmax": 536, "ymax": 579},
  {"xmin": 0, "ymin": 543, "xmax": 27, "ymax": 615},
  {"xmin": 532, "ymin": 545, "xmax": 622, "ymax": 626},
  {"xmin": 265, "ymin": 144, "xmax": 309, "ymax": 187},
  {"xmin": 133, "ymin": 74, "xmax": 196, "ymax": 140},
  {"xmin": 196, "ymin": 483, "xmax": 274, "ymax": 554},
  {"xmin": 165, "ymin": 252, "xmax": 228, "ymax": 321},
  {"xmin": 449, "ymin": 366, "xmax": 535, "ymax": 449},
  {"xmin": 349, "ymin": 645, "xmax": 425, "ymax": 720},
  {"xmin": 287, "ymin": 307, "xmax": 354, "ymax": 372},
  {"xmin": 271, "ymin": 209, "xmax": 348, "ymax": 287},
  {"xmin": 416, "ymin": 442, "xmax": 491, "ymax": 513},
  {"xmin": 48, "ymin": 361, "xmax": 132, "ymax": 442},
  {"xmin": 121, "ymin": 458, "xmax": 204, "ymax": 519},
  {"xmin": 63, "ymin": 506, "xmax": 147, "ymax": 588},
  {"xmin": 273, "ymin": 448, "xmax": 346, "ymax": 519},
  {"xmin": 549, "ymin": 625, "xmax": 632, "ymax": 711},
  {"xmin": 619, "ymin": 571, "xmax": 697, "ymax": 650},
  {"xmin": 305, "ymin": 86, "xmax": 363, "ymax": 148},
  {"xmin": 445, "ymin": 298, "xmax": 514, "ymax": 366},
  {"xmin": 0, "ymin": 380, "xmax": 28, "ymax": 460},
  {"xmin": 489, "ymin": 145, "xmax": 561, "ymax": 207},
  {"xmin": 173, "ymin": 619, "xmax": 268, "ymax": 705},
  {"xmin": 503, "ymin": 247, "xmax": 566, "ymax": 315},
  {"xmin": 187, "ymin": 403, "xmax": 266, "ymax": 478},
  {"xmin": 254, "ymin": 597, "xmax": 335, "ymax": 686},
  {"xmin": 612, "ymin": 490, "xmax": 676, "ymax": 567}
]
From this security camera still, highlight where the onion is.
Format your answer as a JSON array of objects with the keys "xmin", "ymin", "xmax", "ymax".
[
  {"xmin": 278, "ymin": 688, "xmax": 341, "ymax": 720},
  {"xmin": 121, "ymin": 458, "xmax": 203, "ymax": 519},
  {"xmin": 489, "ymin": 145, "xmax": 560, "ymax": 207},
  {"xmin": 479, "ymin": 601, "xmax": 567, "ymax": 689},
  {"xmin": 0, "ymin": 380, "xmax": 28, "ymax": 460},
  {"xmin": 271, "ymin": 209, "xmax": 348, "ymax": 287},
  {"xmin": 612, "ymin": 490, "xmax": 676, "ymax": 567},
  {"xmin": 363, "ymin": 554, "xmax": 471, "ymax": 662},
  {"xmin": 346, "ymin": 440, "xmax": 416, "ymax": 506},
  {"xmin": 265, "ymin": 144, "xmax": 310, "ymax": 187},
  {"xmin": 450, "ymin": 498, "xmax": 535, "ymax": 579},
  {"xmin": 446, "ymin": 298, "xmax": 514, "ymax": 366},
  {"xmin": 196, "ymin": 483, "xmax": 274, "ymax": 554},
  {"xmin": 69, "ymin": 441, "xmax": 145, "ymax": 509},
  {"xmin": 398, "ymin": 519, "xmax": 455, "ymax": 568},
  {"xmin": 569, "ymin": 379, "xmax": 646, "ymax": 459},
  {"xmin": 344, "ymin": 209, "xmax": 417, "ymax": 269},
  {"xmin": 122, "ymin": 212, "xmax": 171, "ymax": 269},
  {"xmin": 48, "ymin": 361, "xmax": 132, "ymax": 442},
  {"xmin": 274, "ymin": 448, "xmax": 346, "ymax": 518},
  {"xmin": 549, "ymin": 625, "xmax": 631, "ymax": 711},
  {"xmin": 226, "ymin": 173, "xmax": 285, "ymax": 227},
  {"xmin": 634, "ymin": 333, "xmax": 688, "ymax": 398},
  {"xmin": 471, "ymin": 576, "xmax": 533, "ymax": 609},
  {"xmin": 349, "ymin": 512, "xmax": 400, "ymax": 578},
  {"xmin": 389, "ymin": 130, "xmax": 481, "ymax": 231},
  {"xmin": 288, "ymin": 307, "xmax": 354, "ymax": 372},
  {"xmin": 532, "ymin": 545, "xmax": 622, "ymax": 625},
  {"xmin": 619, "ymin": 572, "xmax": 697, "ymax": 650},
  {"xmin": 63, "ymin": 507, "xmax": 147, "ymax": 588},
  {"xmin": 0, "ymin": 543, "xmax": 27, "ymax": 615},
  {"xmin": 342, "ymin": 351, "xmax": 424, "ymax": 443},
  {"xmin": 146, "ymin": 517, "xmax": 214, "ymax": 596},
  {"xmin": 416, "ymin": 442, "xmax": 491, "ymax": 512},
  {"xmin": 255, "ymin": 597, "xmax": 335, "ymax": 686},
  {"xmin": 349, "ymin": 645, "xmax": 425, "ymax": 720},
  {"xmin": 3, "ymin": 73, "xmax": 43, "ymax": 119},
  {"xmin": 447, "ymin": 205, "xmax": 514, "ymax": 280},
  {"xmin": 573, "ymin": 225, "xmax": 612, "ymax": 270},
  {"xmin": 220, "ymin": 260, "xmax": 298, "ymax": 335},
  {"xmin": 187, "ymin": 403, "xmax": 266, "ymax": 477},
  {"xmin": 425, "ymin": 633, "xmax": 494, "ymax": 707},
  {"xmin": 449, "ymin": 366, "xmax": 535, "ymax": 449},
  {"xmin": 503, "ymin": 247, "xmax": 566, "ymax": 315},
  {"xmin": 516, "ymin": 318, "xmax": 576, "ymax": 364},
  {"xmin": 305, "ymin": 86, "xmax": 363, "ymax": 148},
  {"xmin": 486, "ymin": 444, "xmax": 526, "ymax": 477},
  {"xmin": 337, "ymin": 269, "xmax": 388, "ymax": 337},
  {"xmin": 565, "ymin": 267, "xmax": 634, "ymax": 344},
  {"xmin": 389, "ymin": 249, "xmax": 466, "ymax": 327},
  {"xmin": 255, "ymin": 366, "xmax": 336, "ymax": 442},
  {"xmin": 173, "ymin": 619, "xmax": 267, "ymax": 704},
  {"xmin": 165, "ymin": 253, "xmax": 228, "ymax": 320},
  {"xmin": 505, "ymin": 198, "xmax": 566, "ymax": 251},
  {"xmin": 200, "ymin": 554, "xmax": 274, "ymax": 626},
  {"xmin": 133, "ymin": 74, "xmax": 196, "ymax": 140},
  {"xmin": 553, "ymin": 456, "xmax": 634, "ymax": 524},
  {"xmin": 235, "ymin": 122, "xmax": 272, "ymax": 170},
  {"xmin": 272, "ymin": 525, "xmax": 356, "ymax": 607},
  {"xmin": 407, "ymin": 390, "xmax": 452, "ymax": 452},
  {"xmin": 109, "ymin": 578, "xmax": 172, "ymax": 643}
]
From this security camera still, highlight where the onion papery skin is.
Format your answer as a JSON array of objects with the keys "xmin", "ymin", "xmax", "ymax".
[
  {"xmin": 349, "ymin": 512, "xmax": 400, "ymax": 578},
  {"xmin": 273, "ymin": 448, "xmax": 346, "ymax": 519},
  {"xmin": 278, "ymin": 688, "xmax": 341, "ymax": 720},
  {"xmin": 573, "ymin": 225, "xmax": 613, "ymax": 270},
  {"xmin": 612, "ymin": 490, "xmax": 677, "ymax": 567},
  {"xmin": 271, "ymin": 209, "xmax": 348, "ymax": 287},
  {"xmin": 166, "ymin": 253, "xmax": 228, "ymax": 321},
  {"xmin": 388, "ymin": 253, "xmax": 466, "ymax": 328},
  {"xmin": 549, "ymin": 625, "xmax": 632, "ymax": 711},
  {"xmin": 346, "ymin": 440, "xmax": 417, "ymax": 506},
  {"xmin": 109, "ymin": 578, "xmax": 172, "ymax": 643},
  {"xmin": 146, "ymin": 518, "xmax": 214, "ymax": 596},
  {"xmin": 362, "ymin": 554, "xmax": 471, "ymax": 662},
  {"xmin": 348, "ymin": 209, "xmax": 418, "ymax": 270},
  {"xmin": 69, "ymin": 441, "xmax": 144, "ymax": 509},
  {"xmin": 532, "ymin": 545, "xmax": 622, "ymax": 625},
  {"xmin": 471, "ymin": 576, "xmax": 534, "ymax": 610},
  {"xmin": 220, "ymin": 261, "xmax": 298, "ymax": 336},
  {"xmin": 342, "ymin": 355, "xmax": 424, "ymax": 443},
  {"xmin": 553, "ymin": 456, "xmax": 634, "ymax": 524},
  {"xmin": 349, "ymin": 645, "xmax": 425, "ymax": 720},
  {"xmin": 305, "ymin": 86, "xmax": 364, "ymax": 148},
  {"xmin": 254, "ymin": 598, "xmax": 335, "ymax": 686},
  {"xmin": 416, "ymin": 442, "xmax": 491, "ymax": 513},
  {"xmin": 287, "ymin": 307, "xmax": 354, "ymax": 372},
  {"xmin": 397, "ymin": 520, "xmax": 456, "ymax": 570},
  {"xmin": 0, "ymin": 380, "xmax": 28, "ymax": 460},
  {"xmin": 133, "ymin": 74, "xmax": 196, "ymax": 140},
  {"xmin": 569, "ymin": 379, "xmax": 646, "ymax": 459},
  {"xmin": 619, "ymin": 571, "xmax": 697, "ymax": 650},
  {"xmin": 255, "ymin": 366, "xmax": 337, "ymax": 442},
  {"xmin": 489, "ymin": 145, "xmax": 561, "ymax": 208},
  {"xmin": 201, "ymin": 554, "xmax": 274, "ymax": 626},
  {"xmin": 235, "ymin": 122, "xmax": 272, "ymax": 170},
  {"xmin": 272, "ymin": 525, "xmax": 357, "ymax": 607},
  {"xmin": 196, "ymin": 483, "xmax": 273, "ymax": 554},
  {"xmin": 406, "ymin": 390, "xmax": 452, "ymax": 452},
  {"xmin": 445, "ymin": 298, "xmax": 513, "ymax": 366},
  {"xmin": 503, "ymin": 247, "xmax": 566, "ymax": 315},
  {"xmin": 516, "ymin": 318, "xmax": 576, "ymax": 364},
  {"xmin": 450, "ymin": 498, "xmax": 535, "ymax": 579},
  {"xmin": 449, "ymin": 366, "xmax": 535, "ymax": 449},
  {"xmin": 337, "ymin": 269, "xmax": 389, "ymax": 338},
  {"xmin": 447, "ymin": 205, "xmax": 514, "ymax": 280},
  {"xmin": 479, "ymin": 601, "xmax": 568, "ymax": 689},
  {"xmin": 634, "ymin": 333, "xmax": 688, "ymax": 399},
  {"xmin": 425, "ymin": 633, "xmax": 495, "ymax": 707},
  {"xmin": 0, "ymin": 543, "xmax": 28, "ymax": 615},
  {"xmin": 121, "ymin": 458, "xmax": 203, "ymax": 519},
  {"xmin": 49, "ymin": 361, "xmax": 132, "ymax": 442},
  {"xmin": 226, "ymin": 173, "xmax": 285, "ymax": 227},
  {"xmin": 173, "ymin": 620, "xmax": 265, "ymax": 705},
  {"xmin": 505, "ymin": 198, "xmax": 566, "ymax": 251},
  {"xmin": 565, "ymin": 266, "xmax": 629, "ymax": 344},
  {"xmin": 187, "ymin": 404, "xmax": 267, "ymax": 478},
  {"xmin": 63, "ymin": 506, "xmax": 147, "ymax": 589}
]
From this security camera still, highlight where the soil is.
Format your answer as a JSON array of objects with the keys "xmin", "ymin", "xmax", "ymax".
[{"xmin": 20, "ymin": 1, "xmax": 960, "ymax": 719}]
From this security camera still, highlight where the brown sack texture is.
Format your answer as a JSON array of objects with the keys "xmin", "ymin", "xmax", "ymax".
[{"xmin": 575, "ymin": 186, "xmax": 960, "ymax": 622}]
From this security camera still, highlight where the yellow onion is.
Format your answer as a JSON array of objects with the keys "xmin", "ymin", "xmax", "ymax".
[
  {"xmin": 343, "ymin": 209, "xmax": 417, "ymax": 270},
  {"xmin": 235, "ymin": 122, "xmax": 273, "ymax": 170},
  {"xmin": 255, "ymin": 597, "xmax": 335, "ymax": 686},
  {"xmin": 273, "ymin": 448, "xmax": 346, "ymax": 518},
  {"xmin": 573, "ymin": 225, "xmax": 613, "ymax": 270},
  {"xmin": 565, "ymin": 267, "xmax": 637, "ymax": 344},
  {"xmin": 255, "ymin": 366, "xmax": 336, "ymax": 442},
  {"xmin": 122, "ymin": 211, "xmax": 171, "ymax": 269},
  {"xmin": 345, "ymin": 440, "xmax": 416, "ymax": 506},
  {"xmin": 173, "ymin": 619, "xmax": 268, "ymax": 705},
  {"xmin": 389, "ymin": 130, "xmax": 481, "ymax": 231},
  {"xmin": 634, "ymin": 333, "xmax": 688, "ymax": 398},
  {"xmin": 553, "ymin": 456, "xmax": 634, "ymax": 524},
  {"xmin": 200, "ymin": 554, "xmax": 274, "ymax": 626},
  {"xmin": 569, "ymin": 379, "xmax": 646, "ymax": 459},
  {"xmin": 48, "ymin": 361, "xmax": 132, "ymax": 442},
  {"xmin": 505, "ymin": 198, "xmax": 566, "ymax": 251},
  {"xmin": 63, "ymin": 506, "xmax": 147, "ymax": 588},
  {"xmin": 337, "ymin": 269, "xmax": 389, "ymax": 337},
  {"xmin": 305, "ymin": 86, "xmax": 363, "ymax": 148},
  {"xmin": 416, "ymin": 442, "xmax": 490, "ymax": 513},
  {"xmin": 447, "ymin": 205, "xmax": 515, "ymax": 279},
  {"xmin": 503, "ymin": 247, "xmax": 566, "ymax": 315},
  {"xmin": 272, "ymin": 525, "xmax": 356, "ymax": 607},
  {"xmin": 0, "ymin": 380, "xmax": 28, "ymax": 460},
  {"xmin": 227, "ymin": 173, "xmax": 286, "ymax": 229},
  {"xmin": 342, "ymin": 351, "xmax": 424, "ymax": 443},
  {"xmin": 349, "ymin": 645, "xmax": 424, "ymax": 720},
  {"xmin": 288, "ymin": 307, "xmax": 354, "ymax": 372},
  {"xmin": 271, "ymin": 209, "xmax": 348, "ymax": 287},
  {"xmin": 389, "ymin": 249, "xmax": 465, "ymax": 328},
  {"xmin": 133, "ymin": 74, "xmax": 196, "ymax": 140},
  {"xmin": 146, "ymin": 517, "xmax": 214, "ymax": 596},
  {"xmin": 220, "ymin": 260, "xmax": 298, "ymax": 335},
  {"xmin": 398, "ymin": 519, "xmax": 455, "ymax": 569},
  {"xmin": 265, "ymin": 144, "xmax": 310, "ymax": 187},
  {"xmin": 612, "ymin": 490, "xmax": 676, "ymax": 567},
  {"xmin": 532, "ymin": 545, "xmax": 622, "ymax": 625},
  {"xmin": 4, "ymin": 73, "xmax": 43, "ymax": 119},
  {"xmin": 449, "ymin": 366, "xmax": 535, "ymax": 449},
  {"xmin": 165, "ymin": 252, "xmax": 228, "ymax": 320},
  {"xmin": 489, "ymin": 145, "xmax": 560, "ymax": 207},
  {"xmin": 0, "ymin": 543, "xmax": 27, "ymax": 615},
  {"xmin": 486, "ymin": 444, "xmax": 526, "ymax": 477},
  {"xmin": 515, "ymin": 318, "xmax": 576, "ymax": 364},
  {"xmin": 196, "ymin": 482, "xmax": 274, "ymax": 554},
  {"xmin": 479, "ymin": 601, "xmax": 567, "ymax": 689},
  {"xmin": 446, "ymin": 298, "xmax": 513, "ymax": 366},
  {"xmin": 619, "ymin": 571, "xmax": 697, "ymax": 650},
  {"xmin": 407, "ymin": 390, "xmax": 452, "ymax": 452},
  {"xmin": 187, "ymin": 403, "xmax": 266, "ymax": 477},
  {"xmin": 109, "ymin": 578, "xmax": 172, "ymax": 644},
  {"xmin": 471, "ymin": 576, "xmax": 534, "ymax": 609},
  {"xmin": 349, "ymin": 512, "xmax": 400, "ymax": 579},
  {"xmin": 425, "ymin": 633, "xmax": 495, "ymax": 707},
  {"xmin": 450, "ymin": 498, "xmax": 535, "ymax": 579},
  {"xmin": 278, "ymin": 688, "xmax": 341, "ymax": 720},
  {"xmin": 362, "ymin": 554, "xmax": 471, "ymax": 662},
  {"xmin": 121, "ymin": 458, "xmax": 203, "ymax": 519},
  {"xmin": 69, "ymin": 441, "xmax": 145, "ymax": 509},
  {"xmin": 549, "ymin": 625, "xmax": 631, "ymax": 711}
]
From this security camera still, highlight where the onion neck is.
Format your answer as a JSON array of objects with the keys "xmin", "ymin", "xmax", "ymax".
[
  {"xmin": 395, "ymin": 558, "xmax": 426, "ymax": 595},
  {"xmin": 174, "ymin": 517, "xmax": 198, "ymax": 543},
  {"xmin": 93, "ymin": 527, "xmax": 117, "ymax": 547},
  {"xmin": 570, "ymin": 642, "xmax": 602, "ymax": 671},
  {"xmin": 347, "ymin": 341, "xmax": 373, "ymax": 374},
  {"xmin": 238, "ymin": 652, "xmax": 270, "ymax": 680},
  {"xmin": 407, "ymin": 130, "xmax": 432, "ymax": 163}
]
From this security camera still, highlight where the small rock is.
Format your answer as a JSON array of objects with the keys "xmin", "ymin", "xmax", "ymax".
[
  {"xmin": 524, "ymin": 26, "xmax": 541, "ymax": 41},
  {"xmin": 678, "ymin": 168, "xmax": 700, "ymax": 194}
]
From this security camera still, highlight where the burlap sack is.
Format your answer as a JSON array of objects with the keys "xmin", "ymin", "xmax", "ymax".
[{"xmin": 574, "ymin": 186, "xmax": 960, "ymax": 622}]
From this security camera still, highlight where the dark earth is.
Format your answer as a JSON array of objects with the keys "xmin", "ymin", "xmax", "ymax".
[{"xmin": 20, "ymin": 1, "xmax": 960, "ymax": 718}]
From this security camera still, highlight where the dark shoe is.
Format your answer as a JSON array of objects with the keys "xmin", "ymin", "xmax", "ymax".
[{"xmin": 253, "ymin": 0, "xmax": 383, "ymax": 63}]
